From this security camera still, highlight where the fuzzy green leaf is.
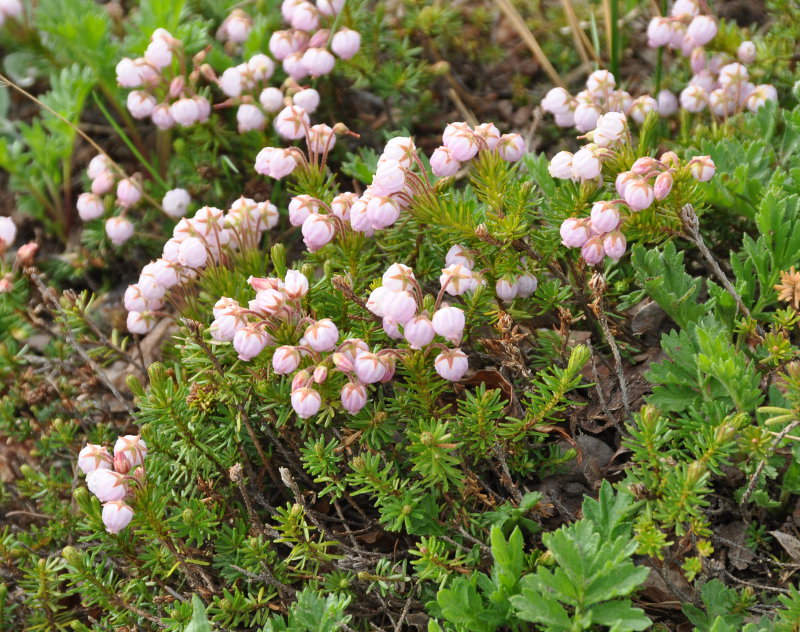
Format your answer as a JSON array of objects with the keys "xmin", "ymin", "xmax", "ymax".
[{"xmin": 631, "ymin": 241, "xmax": 708, "ymax": 330}]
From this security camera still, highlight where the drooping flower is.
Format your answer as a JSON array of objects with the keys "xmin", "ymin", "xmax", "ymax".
[
  {"xmin": 101, "ymin": 501, "xmax": 135, "ymax": 534},
  {"xmin": 291, "ymin": 387, "xmax": 322, "ymax": 418},
  {"xmin": 434, "ymin": 348, "xmax": 469, "ymax": 381},
  {"xmin": 432, "ymin": 306, "xmax": 465, "ymax": 344},
  {"xmin": 87, "ymin": 469, "xmax": 128, "ymax": 502},
  {"xmin": 77, "ymin": 444, "xmax": 112, "ymax": 475}
]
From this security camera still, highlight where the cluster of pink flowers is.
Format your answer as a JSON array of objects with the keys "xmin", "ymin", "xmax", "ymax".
[
  {"xmin": 559, "ymin": 202, "xmax": 628, "ymax": 266},
  {"xmin": 124, "ymin": 196, "xmax": 278, "ymax": 334},
  {"xmin": 547, "ymin": 111, "xmax": 630, "ymax": 181},
  {"xmin": 75, "ymin": 154, "xmax": 143, "ymax": 245},
  {"xmin": 213, "ymin": 0, "xmax": 359, "ymax": 133},
  {"xmin": 553, "ymin": 112, "xmax": 716, "ymax": 265},
  {"xmin": 647, "ymin": 1, "xmax": 777, "ymax": 116},
  {"xmin": 257, "ymin": 123, "xmax": 526, "ymax": 249},
  {"xmin": 438, "ymin": 244, "xmax": 537, "ymax": 304},
  {"xmin": 216, "ymin": 56, "xmax": 318, "ymax": 133},
  {"xmin": 676, "ymin": 53, "xmax": 776, "ymax": 117},
  {"xmin": 269, "ymin": 0, "xmax": 360, "ymax": 81},
  {"xmin": 430, "ymin": 122, "xmax": 526, "ymax": 176},
  {"xmin": 260, "ymin": 133, "xmax": 427, "ymax": 241},
  {"xmin": 211, "ymin": 271, "xmax": 372, "ymax": 418},
  {"xmin": 116, "ymin": 29, "xmax": 212, "ymax": 129},
  {"xmin": 541, "ymin": 70, "xmax": 676, "ymax": 133},
  {"xmin": 366, "ymin": 262, "xmax": 469, "ymax": 382},
  {"xmin": 78, "ymin": 435, "xmax": 146, "ymax": 534},
  {"xmin": 253, "ymin": 105, "xmax": 348, "ymax": 181},
  {"xmin": 210, "ymin": 260, "xmax": 477, "ymax": 419},
  {"xmin": 543, "ymin": 2, "xmax": 776, "ymax": 132},
  {"xmin": 76, "ymin": 154, "xmax": 196, "ymax": 246},
  {"xmin": 646, "ymin": 0, "xmax": 719, "ymax": 58},
  {"xmin": 0, "ymin": 0, "xmax": 22, "ymax": 26}
]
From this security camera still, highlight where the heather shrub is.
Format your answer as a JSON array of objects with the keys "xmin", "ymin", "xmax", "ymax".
[{"xmin": 2, "ymin": 0, "xmax": 800, "ymax": 630}]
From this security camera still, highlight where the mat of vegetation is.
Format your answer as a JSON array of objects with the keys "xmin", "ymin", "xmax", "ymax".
[{"xmin": 2, "ymin": 0, "xmax": 800, "ymax": 630}]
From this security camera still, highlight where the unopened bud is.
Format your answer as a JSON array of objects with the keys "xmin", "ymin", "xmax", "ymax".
[
  {"xmin": 291, "ymin": 369, "xmax": 311, "ymax": 391},
  {"xmin": 199, "ymin": 63, "xmax": 217, "ymax": 82},
  {"xmin": 429, "ymin": 61, "xmax": 451, "ymax": 76},
  {"xmin": 131, "ymin": 466, "xmax": 146, "ymax": 484},
  {"xmin": 16, "ymin": 242, "xmax": 38, "ymax": 266},
  {"xmin": 169, "ymin": 76, "xmax": 186, "ymax": 99},
  {"xmin": 313, "ymin": 365, "xmax": 328, "ymax": 383},
  {"xmin": 192, "ymin": 46, "xmax": 209, "ymax": 67},
  {"xmin": 0, "ymin": 274, "xmax": 13, "ymax": 293},
  {"xmin": 332, "ymin": 352, "xmax": 353, "ymax": 373},
  {"xmin": 113, "ymin": 451, "xmax": 131, "ymax": 474},
  {"xmin": 653, "ymin": 171, "xmax": 673, "ymax": 200},
  {"xmin": 62, "ymin": 546, "xmax": 82, "ymax": 567}
]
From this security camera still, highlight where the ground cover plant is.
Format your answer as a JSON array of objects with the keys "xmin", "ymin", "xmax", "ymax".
[{"xmin": 2, "ymin": 0, "xmax": 800, "ymax": 630}]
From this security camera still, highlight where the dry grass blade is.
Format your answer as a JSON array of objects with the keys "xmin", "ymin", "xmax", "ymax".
[
  {"xmin": 602, "ymin": 0, "xmax": 613, "ymax": 65},
  {"xmin": 447, "ymin": 88, "xmax": 480, "ymax": 127},
  {"xmin": 493, "ymin": 0, "xmax": 565, "ymax": 87},
  {"xmin": 560, "ymin": 0, "xmax": 599, "ymax": 65},
  {"xmin": 0, "ymin": 72, "xmax": 165, "ymax": 212}
]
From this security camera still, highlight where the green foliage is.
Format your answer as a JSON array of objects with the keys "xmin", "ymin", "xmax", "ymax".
[
  {"xmin": 3, "ymin": 0, "xmax": 800, "ymax": 629},
  {"xmin": 683, "ymin": 579, "xmax": 759, "ymax": 631},
  {"xmin": 631, "ymin": 241, "xmax": 708, "ymax": 329},
  {"xmin": 261, "ymin": 590, "xmax": 351, "ymax": 632},
  {"xmin": 186, "ymin": 595, "xmax": 212, "ymax": 632},
  {"xmin": 430, "ymin": 482, "xmax": 650, "ymax": 632},
  {"xmin": 499, "ymin": 344, "xmax": 590, "ymax": 442}
]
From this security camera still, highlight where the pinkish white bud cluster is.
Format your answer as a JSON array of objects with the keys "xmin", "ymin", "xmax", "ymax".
[
  {"xmin": 124, "ymin": 196, "xmax": 278, "ymax": 335},
  {"xmin": 439, "ymin": 243, "xmax": 536, "ymax": 303},
  {"xmin": 260, "ymin": 125, "xmax": 524, "ymax": 251},
  {"xmin": 678, "ymin": 59, "xmax": 776, "ymax": 116},
  {"xmin": 209, "ymin": 272, "xmax": 371, "ymax": 417},
  {"xmin": 541, "ymin": 70, "xmax": 676, "ymax": 133},
  {"xmin": 546, "ymin": 112, "xmax": 634, "ymax": 182},
  {"xmin": 116, "ymin": 29, "xmax": 211, "ymax": 130},
  {"xmin": 641, "ymin": 3, "xmax": 777, "ymax": 118},
  {"xmin": 253, "ymin": 103, "xmax": 348, "ymax": 178},
  {"xmin": 216, "ymin": 53, "xmax": 282, "ymax": 132},
  {"xmin": 645, "ymin": 1, "xmax": 717, "ymax": 55},
  {"xmin": 559, "ymin": 150, "xmax": 715, "ymax": 265},
  {"xmin": 79, "ymin": 435, "xmax": 147, "ymax": 534},
  {"xmin": 430, "ymin": 121, "xmax": 526, "ymax": 177},
  {"xmin": 77, "ymin": 154, "xmax": 147, "ymax": 245},
  {"xmin": 256, "ymin": 135, "xmax": 420, "ymax": 242},
  {"xmin": 559, "ymin": 202, "xmax": 626, "ymax": 266},
  {"xmin": 548, "ymin": 145, "xmax": 605, "ymax": 182},
  {"xmin": 269, "ymin": 1, "xmax": 360, "ymax": 82},
  {"xmin": 212, "ymin": 259, "xmax": 474, "ymax": 420},
  {"xmin": 367, "ymin": 262, "xmax": 470, "ymax": 381}
]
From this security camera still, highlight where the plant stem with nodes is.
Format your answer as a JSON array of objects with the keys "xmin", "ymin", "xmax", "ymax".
[
  {"xmin": 680, "ymin": 203, "xmax": 753, "ymax": 321},
  {"xmin": 589, "ymin": 272, "xmax": 631, "ymax": 419},
  {"xmin": 26, "ymin": 267, "xmax": 136, "ymax": 415},
  {"xmin": 740, "ymin": 420, "xmax": 800, "ymax": 518}
]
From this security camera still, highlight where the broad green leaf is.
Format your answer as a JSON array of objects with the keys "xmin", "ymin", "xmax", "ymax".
[{"xmin": 185, "ymin": 595, "xmax": 211, "ymax": 632}]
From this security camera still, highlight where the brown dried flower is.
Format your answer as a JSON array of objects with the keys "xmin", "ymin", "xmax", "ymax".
[{"xmin": 775, "ymin": 266, "xmax": 800, "ymax": 310}]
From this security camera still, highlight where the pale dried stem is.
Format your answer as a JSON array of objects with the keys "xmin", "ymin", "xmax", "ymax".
[{"xmin": 493, "ymin": 0, "xmax": 565, "ymax": 87}]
